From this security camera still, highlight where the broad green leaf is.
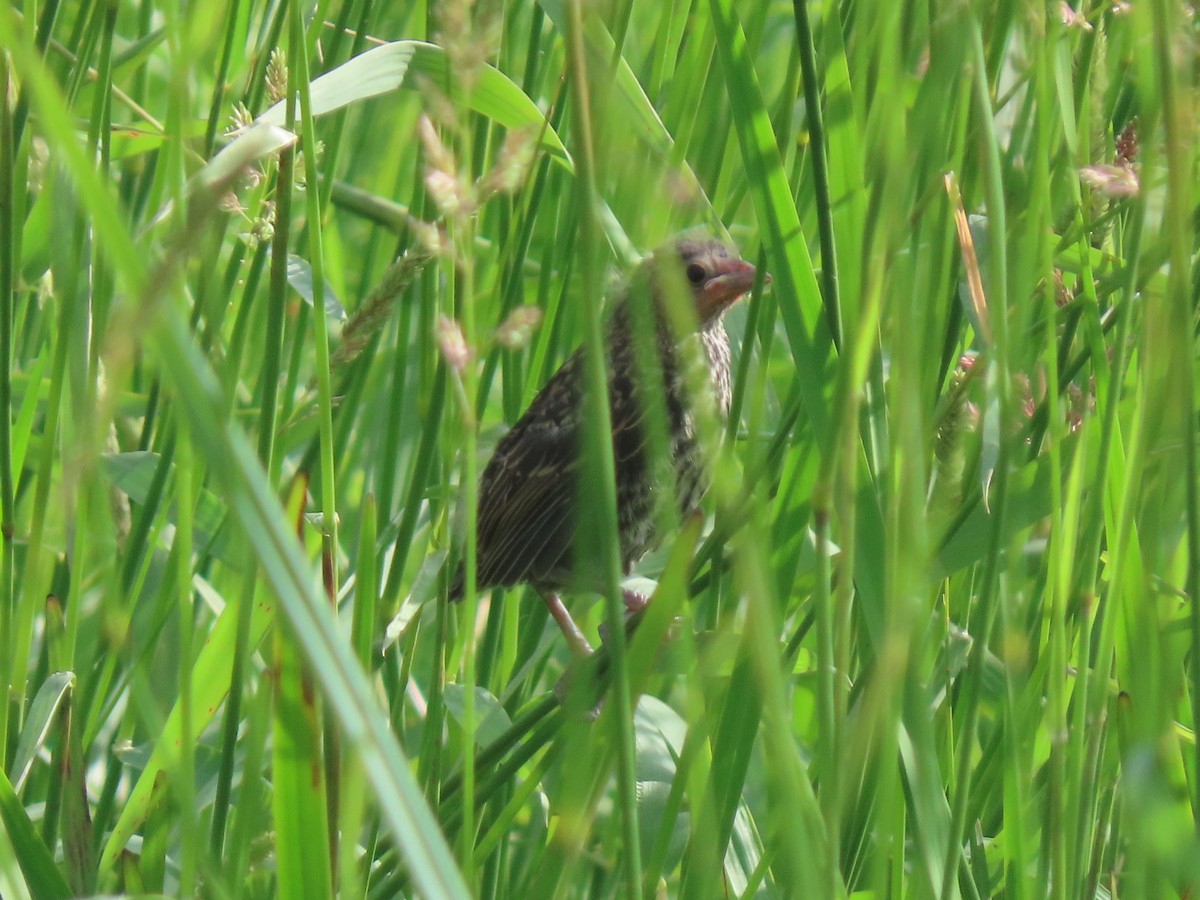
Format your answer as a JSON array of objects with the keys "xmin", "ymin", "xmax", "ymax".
[
  {"xmin": 195, "ymin": 121, "xmax": 297, "ymax": 191},
  {"xmin": 384, "ymin": 547, "xmax": 446, "ymax": 647},
  {"xmin": 9, "ymin": 671, "xmax": 74, "ymax": 793},
  {"xmin": 444, "ymin": 684, "xmax": 514, "ymax": 748},
  {"xmin": 633, "ymin": 697, "xmax": 689, "ymax": 876},
  {"xmin": 273, "ymin": 624, "xmax": 333, "ymax": 900},
  {"xmin": 288, "ymin": 254, "xmax": 347, "ymax": 321},
  {"xmin": 724, "ymin": 803, "xmax": 768, "ymax": 897},
  {"xmin": 103, "ymin": 452, "xmax": 232, "ymax": 560}
]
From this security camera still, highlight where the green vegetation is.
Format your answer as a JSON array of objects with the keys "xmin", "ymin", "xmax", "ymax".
[{"xmin": 1, "ymin": 0, "xmax": 1198, "ymax": 897}]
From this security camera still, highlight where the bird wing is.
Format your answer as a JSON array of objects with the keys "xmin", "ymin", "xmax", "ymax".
[
  {"xmin": 470, "ymin": 342, "xmax": 682, "ymax": 591},
  {"xmin": 473, "ymin": 363, "xmax": 584, "ymax": 590}
]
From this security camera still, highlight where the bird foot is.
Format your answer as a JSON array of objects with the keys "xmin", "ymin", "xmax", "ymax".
[
  {"xmin": 623, "ymin": 589, "xmax": 649, "ymax": 614},
  {"xmin": 597, "ymin": 590, "xmax": 682, "ymax": 646}
]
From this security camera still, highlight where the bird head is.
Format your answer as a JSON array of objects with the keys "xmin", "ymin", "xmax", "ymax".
[{"xmin": 645, "ymin": 238, "xmax": 768, "ymax": 328}]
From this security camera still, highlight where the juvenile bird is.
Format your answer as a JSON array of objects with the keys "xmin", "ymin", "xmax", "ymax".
[{"xmin": 449, "ymin": 237, "xmax": 765, "ymax": 655}]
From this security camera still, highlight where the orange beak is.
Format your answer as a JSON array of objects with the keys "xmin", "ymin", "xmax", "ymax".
[{"xmin": 699, "ymin": 257, "xmax": 769, "ymax": 319}]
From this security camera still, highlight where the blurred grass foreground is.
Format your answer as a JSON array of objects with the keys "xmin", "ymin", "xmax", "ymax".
[{"xmin": 1, "ymin": 0, "xmax": 1199, "ymax": 898}]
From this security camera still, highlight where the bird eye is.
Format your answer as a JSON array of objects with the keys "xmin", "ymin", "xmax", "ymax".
[{"xmin": 685, "ymin": 263, "xmax": 707, "ymax": 284}]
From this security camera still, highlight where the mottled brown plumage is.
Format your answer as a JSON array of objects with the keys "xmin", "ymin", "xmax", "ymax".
[{"xmin": 450, "ymin": 237, "xmax": 764, "ymax": 653}]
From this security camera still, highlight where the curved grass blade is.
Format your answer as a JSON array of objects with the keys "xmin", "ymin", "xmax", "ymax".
[
  {"xmin": 150, "ymin": 312, "xmax": 471, "ymax": 899},
  {"xmin": 8, "ymin": 671, "xmax": 74, "ymax": 794},
  {"xmin": 258, "ymin": 40, "xmax": 571, "ymax": 172}
]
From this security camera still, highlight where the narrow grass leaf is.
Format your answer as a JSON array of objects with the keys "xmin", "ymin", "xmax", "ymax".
[
  {"xmin": 0, "ymin": 766, "xmax": 71, "ymax": 900},
  {"xmin": 98, "ymin": 584, "xmax": 275, "ymax": 874}
]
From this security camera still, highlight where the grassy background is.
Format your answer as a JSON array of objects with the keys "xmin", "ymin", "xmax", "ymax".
[{"xmin": 1, "ymin": 0, "xmax": 1198, "ymax": 897}]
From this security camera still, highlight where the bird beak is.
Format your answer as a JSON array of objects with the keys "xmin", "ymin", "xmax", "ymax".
[{"xmin": 700, "ymin": 258, "xmax": 769, "ymax": 317}]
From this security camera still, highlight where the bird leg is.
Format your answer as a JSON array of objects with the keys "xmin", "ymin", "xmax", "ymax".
[{"xmin": 539, "ymin": 591, "xmax": 594, "ymax": 658}]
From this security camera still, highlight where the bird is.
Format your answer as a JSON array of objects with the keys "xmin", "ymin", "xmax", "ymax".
[{"xmin": 449, "ymin": 237, "xmax": 766, "ymax": 656}]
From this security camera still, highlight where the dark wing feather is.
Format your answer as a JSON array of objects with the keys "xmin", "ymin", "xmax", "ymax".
[
  {"xmin": 450, "ymin": 353, "xmax": 584, "ymax": 597},
  {"xmin": 449, "ymin": 324, "xmax": 706, "ymax": 599},
  {"xmin": 474, "ymin": 414, "xmax": 580, "ymax": 589}
]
